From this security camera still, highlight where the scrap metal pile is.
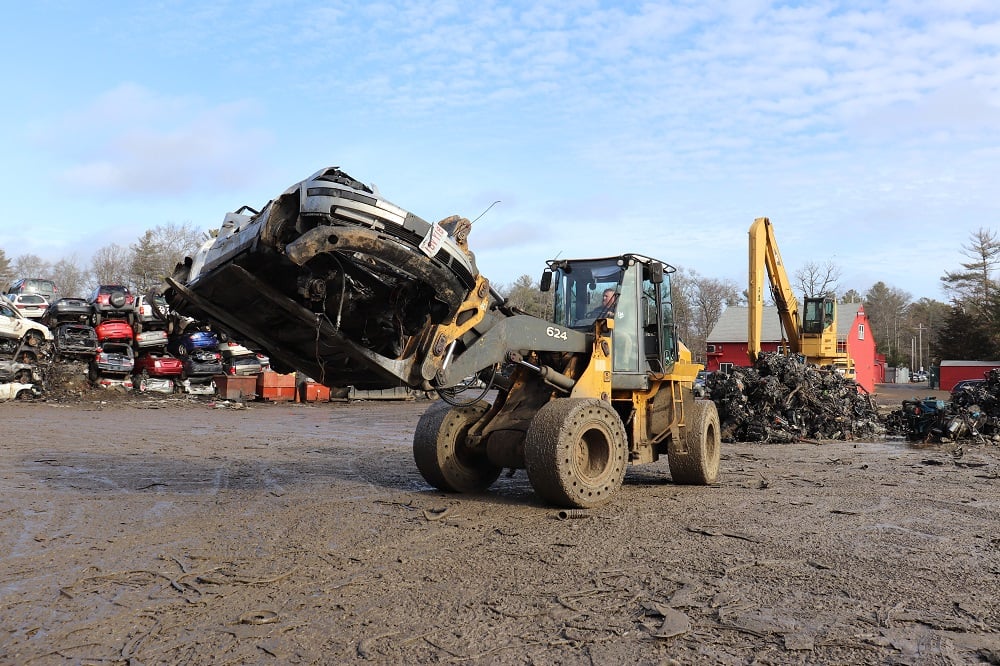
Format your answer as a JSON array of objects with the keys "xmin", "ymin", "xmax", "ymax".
[
  {"xmin": 705, "ymin": 352, "xmax": 883, "ymax": 443},
  {"xmin": 884, "ymin": 369, "xmax": 1000, "ymax": 444}
]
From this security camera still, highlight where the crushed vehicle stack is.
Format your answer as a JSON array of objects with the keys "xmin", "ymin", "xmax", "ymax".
[
  {"xmin": 884, "ymin": 368, "xmax": 1000, "ymax": 444},
  {"xmin": 704, "ymin": 352, "xmax": 883, "ymax": 442}
]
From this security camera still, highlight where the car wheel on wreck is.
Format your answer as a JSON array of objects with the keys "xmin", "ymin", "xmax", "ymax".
[
  {"xmin": 524, "ymin": 398, "xmax": 628, "ymax": 509},
  {"xmin": 413, "ymin": 401, "xmax": 501, "ymax": 494},
  {"xmin": 669, "ymin": 399, "xmax": 721, "ymax": 485}
]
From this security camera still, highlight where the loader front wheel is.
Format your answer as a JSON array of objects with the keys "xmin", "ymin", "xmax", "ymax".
[
  {"xmin": 669, "ymin": 399, "xmax": 721, "ymax": 485},
  {"xmin": 413, "ymin": 401, "xmax": 501, "ymax": 493},
  {"xmin": 524, "ymin": 398, "xmax": 627, "ymax": 509}
]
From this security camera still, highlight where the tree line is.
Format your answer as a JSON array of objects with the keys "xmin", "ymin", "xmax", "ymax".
[
  {"xmin": 498, "ymin": 229, "xmax": 1000, "ymax": 369},
  {"xmin": 2, "ymin": 223, "xmax": 997, "ymax": 368},
  {"xmin": 0, "ymin": 223, "xmax": 204, "ymax": 300}
]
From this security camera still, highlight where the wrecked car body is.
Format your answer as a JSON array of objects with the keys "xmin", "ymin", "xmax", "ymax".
[
  {"xmin": 0, "ymin": 382, "xmax": 42, "ymax": 401},
  {"xmin": 160, "ymin": 166, "xmax": 484, "ymax": 391},
  {"xmin": 54, "ymin": 323, "xmax": 98, "ymax": 358},
  {"xmin": 0, "ymin": 359, "xmax": 41, "ymax": 384}
]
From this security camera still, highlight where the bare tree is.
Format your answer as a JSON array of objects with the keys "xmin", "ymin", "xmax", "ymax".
[
  {"xmin": 50, "ymin": 256, "xmax": 92, "ymax": 298},
  {"xmin": 499, "ymin": 274, "xmax": 550, "ymax": 319},
  {"xmin": 674, "ymin": 268, "xmax": 742, "ymax": 362},
  {"xmin": 91, "ymin": 243, "xmax": 132, "ymax": 287},
  {"xmin": 794, "ymin": 260, "xmax": 842, "ymax": 298},
  {"xmin": 128, "ymin": 222, "xmax": 206, "ymax": 294},
  {"xmin": 12, "ymin": 254, "xmax": 52, "ymax": 280}
]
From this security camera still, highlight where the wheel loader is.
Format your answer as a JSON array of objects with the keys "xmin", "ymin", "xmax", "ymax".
[{"xmin": 160, "ymin": 166, "xmax": 720, "ymax": 508}]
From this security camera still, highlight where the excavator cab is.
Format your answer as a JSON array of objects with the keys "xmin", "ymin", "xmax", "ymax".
[
  {"xmin": 802, "ymin": 297, "xmax": 836, "ymax": 335},
  {"xmin": 543, "ymin": 254, "xmax": 678, "ymax": 379}
]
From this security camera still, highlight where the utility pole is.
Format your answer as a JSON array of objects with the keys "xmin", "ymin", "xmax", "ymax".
[{"xmin": 917, "ymin": 323, "xmax": 926, "ymax": 371}]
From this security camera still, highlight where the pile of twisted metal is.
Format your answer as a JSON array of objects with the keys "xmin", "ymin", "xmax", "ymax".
[{"xmin": 704, "ymin": 352, "xmax": 884, "ymax": 443}]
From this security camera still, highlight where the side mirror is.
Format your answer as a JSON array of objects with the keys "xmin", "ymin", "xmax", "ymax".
[
  {"xmin": 649, "ymin": 262, "xmax": 664, "ymax": 284},
  {"xmin": 540, "ymin": 269, "xmax": 552, "ymax": 292}
]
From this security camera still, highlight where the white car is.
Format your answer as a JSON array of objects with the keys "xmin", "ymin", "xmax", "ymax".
[
  {"xmin": 0, "ymin": 296, "xmax": 53, "ymax": 359},
  {"xmin": 0, "ymin": 382, "xmax": 41, "ymax": 401},
  {"xmin": 7, "ymin": 293, "xmax": 49, "ymax": 319}
]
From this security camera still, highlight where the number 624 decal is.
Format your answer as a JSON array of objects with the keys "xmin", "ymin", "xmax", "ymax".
[{"xmin": 545, "ymin": 326, "xmax": 568, "ymax": 340}]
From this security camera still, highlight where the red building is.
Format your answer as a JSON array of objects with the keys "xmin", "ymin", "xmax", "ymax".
[
  {"xmin": 705, "ymin": 303, "xmax": 880, "ymax": 393},
  {"xmin": 937, "ymin": 360, "xmax": 1000, "ymax": 391}
]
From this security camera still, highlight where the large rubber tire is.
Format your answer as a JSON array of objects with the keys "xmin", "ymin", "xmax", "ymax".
[
  {"xmin": 110, "ymin": 291, "xmax": 126, "ymax": 308},
  {"xmin": 413, "ymin": 401, "xmax": 501, "ymax": 493},
  {"xmin": 669, "ymin": 399, "xmax": 721, "ymax": 485},
  {"xmin": 524, "ymin": 398, "xmax": 628, "ymax": 509}
]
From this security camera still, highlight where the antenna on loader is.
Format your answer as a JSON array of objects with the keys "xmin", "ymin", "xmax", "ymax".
[{"xmin": 472, "ymin": 200, "xmax": 501, "ymax": 224}]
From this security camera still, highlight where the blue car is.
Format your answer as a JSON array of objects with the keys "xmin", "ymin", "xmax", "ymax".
[{"xmin": 168, "ymin": 329, "xmax": 219, "ymax": 357}]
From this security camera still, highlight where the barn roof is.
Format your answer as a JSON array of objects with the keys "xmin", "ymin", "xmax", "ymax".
[{"xmin": 707, "ymin": 303, "xmax": 864, "ymax": 343}]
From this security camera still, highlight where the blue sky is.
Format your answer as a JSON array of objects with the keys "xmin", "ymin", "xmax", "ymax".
[{"xmin": 2, "ymin": 1, "xmax": 999, "ymax": 302}]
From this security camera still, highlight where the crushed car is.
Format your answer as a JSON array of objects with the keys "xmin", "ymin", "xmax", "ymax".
[
  {"xmin": 180, "ymin": 348, "xmax": 223, "ymax": 381},
  {"xmin": 158, "ymin": 166, "xmax": 480, "ymax": 389},
  {"xmin": 0, "ymin": 382, "xmax": 42, "ymax": 401},
  {"xmin": 0, "ymin": 359, "xmax": 41, "ymax": 384},
  {"xmin": 8, "ymin": 293, "xmax": 49, "ymax": 319},
  {"xmin": 0, "ymin": 295, "xmax": 53, "ymax": 362},
  {"xmin": 135, "ymin": 329, "xmax": 169, "ymax": 349},
  {"xmin": 42, "ymin": 297, "xmax": 92, "ymax": 327},
  {"xmin": 53, "ymin": 323, "xmax": 98, "ymax": 359},
  {"xmin": 88, "ymin": 284, "xmax": 136, "ymax": 325},
  {"xmin": 88, "ymin": 342, "xmax": 135, "ymax": 382},
  {"xmin": 168, "ymin": 328, "xmax": 219, "ymax": 357},
  {"xmin": 133, "ymin": 352, "xmax": 184, "ymax": 381},
  {"xmin": 95, "ymin": 319, "xmax": 134, "ymax": 343}
]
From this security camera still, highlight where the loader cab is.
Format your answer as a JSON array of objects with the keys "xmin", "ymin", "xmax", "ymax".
[{"xmin": 543, "ymin": 255, "xmax": 678, "ymax": 382}]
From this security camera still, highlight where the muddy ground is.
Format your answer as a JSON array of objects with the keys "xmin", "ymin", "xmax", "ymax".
[{"xmin": 1, "ymin": 384, "xmax": 998, "ymax": 665}]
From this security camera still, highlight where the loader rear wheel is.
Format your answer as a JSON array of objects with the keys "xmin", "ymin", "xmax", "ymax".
[
  {"xmin": 413, "ymin": 401, "xmax": 501, "ymax": 493},
  {"xmin": 524, "ymin": 398, "xmax": 627, "ymax": 509},
  {"xmin": 669, "ymin": 399, "xmax": 721, "ymax": 485}
]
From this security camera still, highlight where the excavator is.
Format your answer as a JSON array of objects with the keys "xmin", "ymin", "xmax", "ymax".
[
  {"xmin": 157, "ymin": 166, "xmax": 720, "ymax": 508},
  {"xmin": 748, "ymin": 216, "xmax": 855, "ymax": 378}
]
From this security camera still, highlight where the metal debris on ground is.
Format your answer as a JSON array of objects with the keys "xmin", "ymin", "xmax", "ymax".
[
  {"xmin": 884, "ymin": 369, "xmax": 1000, "ymax": 444},
  {"xmin": 704, "ymin": 352, "xmax": 882, "ymax": 443}
]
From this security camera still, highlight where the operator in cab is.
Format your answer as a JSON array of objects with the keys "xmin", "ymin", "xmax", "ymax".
[{"xmin": 588, "ymin": 288, "xmax": 618, "ymax": 319}]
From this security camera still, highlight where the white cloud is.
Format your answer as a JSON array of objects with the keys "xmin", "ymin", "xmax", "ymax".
[{"xmin": 37, "ymin": 83, "xmax": 271, "ymax": 196}]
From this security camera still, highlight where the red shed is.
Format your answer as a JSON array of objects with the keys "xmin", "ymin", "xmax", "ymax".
[{"xmin": 937, "ymin": 360, "xmax": 1000, "ymax": 391}]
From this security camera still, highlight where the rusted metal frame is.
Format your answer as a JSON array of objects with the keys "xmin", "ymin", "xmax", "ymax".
[{"xmin": 283, "ymin": 224, "xmax": 470, "ymax": 320}]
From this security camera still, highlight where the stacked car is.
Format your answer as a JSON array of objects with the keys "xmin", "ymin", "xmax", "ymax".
[
  {"xmin": 4, "ymin": 278, "xmax": 270, "ymax": 398},
  {"xmin": 0, "ymin": 294, "xmax": 51, "ymax": 400}
]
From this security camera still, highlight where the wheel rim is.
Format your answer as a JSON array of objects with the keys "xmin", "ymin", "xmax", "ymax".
[{"xmin": 575, "ymin": 427, "xmax": 612, "ymax": 481}]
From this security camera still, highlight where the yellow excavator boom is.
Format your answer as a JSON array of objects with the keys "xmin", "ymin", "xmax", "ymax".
[{"xmin": 748, "ymin": 217, "xmax": 801, "ymax": 361}]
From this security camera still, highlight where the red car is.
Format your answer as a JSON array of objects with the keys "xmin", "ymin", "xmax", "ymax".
[
  {"xmin": 133, "ymin": 352, "xmax": 184, "ymax": 380},
  {"xmin": 95, "ymin": 319, "xmax": 134, "ymax": 343}
]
